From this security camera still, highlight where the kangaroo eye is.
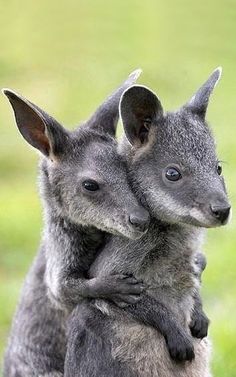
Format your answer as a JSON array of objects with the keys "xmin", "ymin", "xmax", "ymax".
[
  {"xmin": 82, "ymin": 180, "xmax": 99, "ymax": 191},
  {"xmin": 217, "ymin": 163, "xmax": 222, "ymax": 175},
  {"xmin": 165, "ymin": 167, "xmax": 182, "ymax": 182}
]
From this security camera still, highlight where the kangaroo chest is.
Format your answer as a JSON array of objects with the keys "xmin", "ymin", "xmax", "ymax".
[
  {"xmin": 139, "ymin": 243, "xmax": 197, "ymax": 298},
  {"xmin": 134, "ymin": 230, "xmax": 198, "ymax": 321},
  {"xmin": 92, "ymin": 221, "xmax": 201, "ymax": 309}
]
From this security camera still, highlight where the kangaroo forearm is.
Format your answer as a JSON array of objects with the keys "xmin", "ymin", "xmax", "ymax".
[
  {"xmin": 48, "ymin": 273, "xmax": 144, "ymax": 310},
  {"xmin": 190, "ymin": 290, "xmax": 209, "ymax": 338},
  {"xmin": 124, "ymin": 294, "xmax": 180, "ymax": 337},
  {"xmin": 192, "ymin": 290, "xmax": 206, "ymax": 321},
  {"xmin": 46, "ymin": 276, "xmax": 96, "ymax": 310},
  {"xmin": 54, "ymin": 277, "xmax": 106, "ymax": 307},
  {"xmin": 122, "ymin": 294, "xmax": 196, "ymax": 362}
]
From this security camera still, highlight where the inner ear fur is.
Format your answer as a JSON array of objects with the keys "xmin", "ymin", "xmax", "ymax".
[
  {"xmin": 119, "ymin": 85, "xmax": 163, "ymax": 146},
  {"xmin": 3, "ymin": 89, "xmax": 68, "ymax": 159}
]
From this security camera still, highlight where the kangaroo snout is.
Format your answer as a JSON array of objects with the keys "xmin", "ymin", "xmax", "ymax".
[
  {"xmin": 129, "ymin": 208, "xmax": 150, "ymax": 233},
  {"xmin": 192, "ymin": 193, "xmax": 231, "ymax": 228},
  {"xmin": 210, "ymin": 203, "xmax": 231, "ymax": 225}
]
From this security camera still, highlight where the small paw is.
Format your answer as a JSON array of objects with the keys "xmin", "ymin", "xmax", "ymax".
[
  {"xmin": 98, "ymin": 274, "xmax": 146, "ymax": 307},
  {"xmin": 166, "ymin": 331, "xmax": 195, "ymax": 362},
  {"xmin": 190, "ymin": 312, "xmax": 209, "ymax": 339},
  {"xmin": 110, "ymin": 274, "xmax": 145, "ymax": 294}
]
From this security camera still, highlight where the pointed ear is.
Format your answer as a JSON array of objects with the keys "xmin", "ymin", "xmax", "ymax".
[
  {"xmin": 88, "ymin": 69, "xmax": 142, "ymax": 136},
  {"xmin": 119, "ymin": 85, "xmax": 163, "ymax": 145},
  {"xmin": 3, "ymin": 89, "xmax": 68, "ymax": 159},
  {"xmin": 184, "ymin": 67, "xmax": 222, "ymax": 119}
]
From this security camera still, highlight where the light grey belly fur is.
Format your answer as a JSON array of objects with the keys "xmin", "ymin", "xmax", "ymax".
[{"xmin": 111, "ymin": 317, "xmax": 211, "ymax": 377}]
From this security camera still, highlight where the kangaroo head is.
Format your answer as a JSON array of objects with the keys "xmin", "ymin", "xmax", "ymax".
[
  {"xmin": 3, "ymin": 69, "xmax": 150, "ymax": 239},
  {"xmin": 119, "ymin": 68, "xmax": 231, "ymax": 228}
]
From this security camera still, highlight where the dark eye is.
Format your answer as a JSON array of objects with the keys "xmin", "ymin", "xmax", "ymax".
[
  {"xmin": 217, "ymin": 163, "xmax": 222, "ymax": 175},
  {"xmin": 82, "ymin": 180, "xmax": 99, "ymax": 192},
  {"xmin": 165, "ymin": 167, "xmax": 182, "ymax": 182}
]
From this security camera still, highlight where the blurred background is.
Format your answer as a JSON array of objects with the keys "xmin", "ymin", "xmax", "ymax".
[{"xmin": 0, "ymin": 0, "xmax": 235, "ymax": 375}]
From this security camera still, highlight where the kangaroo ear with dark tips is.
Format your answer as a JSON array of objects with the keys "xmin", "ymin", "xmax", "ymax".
[
  {"xmin": 184, "ymin": 67, "xmax": 222, "ymax": 119},
  {"xmin": 3, "ymin": 89, "xmax": 68, "ymax": 160},
  {"xmin": 119, "ymin": 85, "xmax": 163, "ymax": 146},
  {"xmin": 88, "ymin": 69, "xmax": 142, "ymax": 136}
]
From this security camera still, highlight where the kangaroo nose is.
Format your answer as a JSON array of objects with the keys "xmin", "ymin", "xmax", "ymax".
[
  {"xmin": 210, "ymin": 204, "xmax": 231, "ymax": 224},
  {"xmin": 129, "ymin": 209, "xmax": 150, "ymax": 232}
]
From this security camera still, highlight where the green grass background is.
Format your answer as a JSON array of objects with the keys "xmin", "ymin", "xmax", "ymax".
[{"xmin": 0, "ymin": 0, "xmax": 235, "ymax": 375}]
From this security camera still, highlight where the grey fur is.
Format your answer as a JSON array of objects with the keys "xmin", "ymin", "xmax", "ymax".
[
  {"xmin": 185, "ymin": 67, "xmax": 222, "ymax": 119},
  {"xmin": 65, "ymin": 68, "xmax": 230, "ymax": 377},
  {"xmin": 3, "ymin": 70, "xmax": 149, "ymax": 377}
]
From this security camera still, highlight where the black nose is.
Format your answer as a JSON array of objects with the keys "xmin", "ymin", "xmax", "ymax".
[
  {"xmin": 129, "ymin": 209, "xmax": 150, "ymax": 232},
  {"xmin": 210, "ymin": 204, "xmax": 231, "ymax": 224}
]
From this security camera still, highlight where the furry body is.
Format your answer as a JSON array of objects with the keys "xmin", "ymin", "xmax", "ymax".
[
  {"xmin": 65, "ymin": 69, "xmax": 230, "ymax": 377},
  {"xmin": 65, "ymin": 221, "xmax": 211, "ymax": 377},
  {"xmin": 3, "ymin": 71, "xmax": 149, "ymax": 377}
]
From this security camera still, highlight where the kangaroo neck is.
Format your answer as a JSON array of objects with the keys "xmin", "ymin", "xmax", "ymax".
[
  {"xmin": 149, "ymin": 217, "xmax": 205, "ymax": 255},
  {"xmin": 43, "ymin": 209, "xmax": 106, "ymax": 256}
]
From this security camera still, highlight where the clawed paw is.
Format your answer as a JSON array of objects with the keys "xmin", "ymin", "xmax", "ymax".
[
  {"xmin": 100, "ymin": 274, "xmax": 146, "ymax": 307},
  {"xmin": 166, "ymin": 331, "xmax": 195, "ymax": 362},
  {"xmin": 190, "ymin": 311, "xmax": 209, "ymax": 339}
]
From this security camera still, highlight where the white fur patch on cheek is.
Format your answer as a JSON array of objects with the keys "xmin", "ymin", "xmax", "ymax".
[
  {"xmin": 189, "ymin": 208, "xmax": 209, "ymax": 225},
  {"xmin": 149, "ymin": 188, "xmax": 190, "ymax": 218}
]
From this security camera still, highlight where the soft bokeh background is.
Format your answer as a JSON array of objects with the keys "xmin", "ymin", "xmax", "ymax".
[{"xmin": 0, "ymin": 0, "xmax": 235, "ymax": 375}]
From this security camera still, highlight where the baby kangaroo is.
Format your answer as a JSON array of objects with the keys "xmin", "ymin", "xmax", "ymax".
[
  {"xmin": 64, "ymin": 68, "xmax": 231, "ymax": 377},
  {"xmin": 3, "ymin": 70, "xmax": 150, "ymax": 377}
]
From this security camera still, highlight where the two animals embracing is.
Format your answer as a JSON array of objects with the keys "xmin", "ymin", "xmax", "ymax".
[{"xmin": 3, "ymin": 67, "xmax": 231, "ymax": 377}]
